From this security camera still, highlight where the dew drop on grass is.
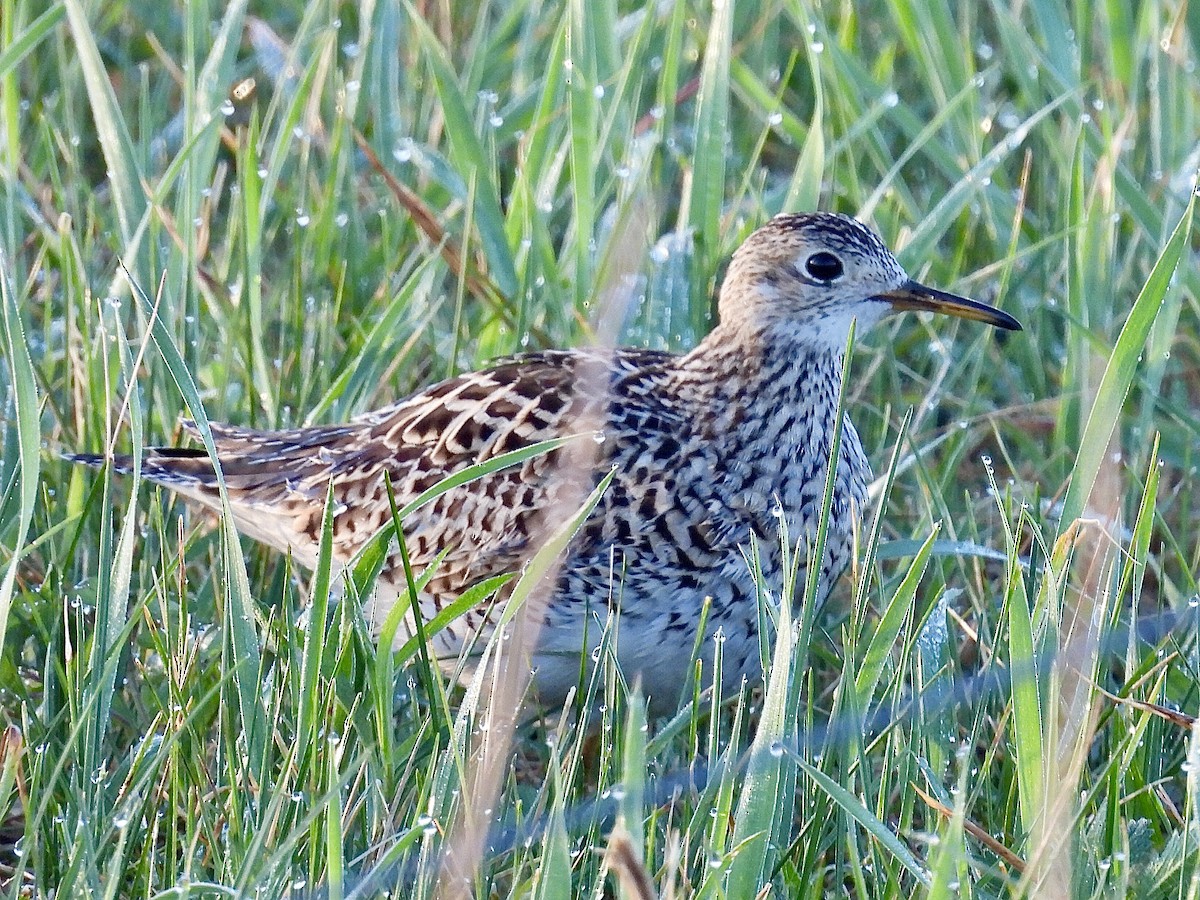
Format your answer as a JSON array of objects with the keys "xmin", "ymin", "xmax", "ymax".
[
  {"xmin": 767, "ymin": 112, "xmax": 783, "ymax": 126},
  {"xmin": 769, "ymin": 740, "xmax": 785, "ymax": 758}
]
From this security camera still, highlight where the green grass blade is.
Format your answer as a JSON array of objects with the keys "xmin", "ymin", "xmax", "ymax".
[
  {"xmin": 1006, "ymin": 515, "xmax": 1044, "ymax": 839},
  {"xmin": 854, "ymin": 525, "xmax": 939, "ymax": 703},
  {"xmin": 297, "ymin": 481, "xmax": 337, "ymax": 750},
  {"xmin": 122, "ymin": 270, "xmax": 266, "ymax": 762},
  {"xmin": 618, "ymin": 690, "xmax": 648, "ymax": 860},
  {"xmin": 797, "ymin": 755, "xmax": 932, "ymax": 886},
  {"xmin": 687, "ymin": 0, "xmax": 732, "ymax": 311},
  {"xmin": 0, "ymin": 4, "xmax": 63, "ymax": 82},
  {"xmin": 783, "ymin": 0, "xmax": 825, "ymax": 212},
  {"xmin": 0, "ymin": 254, "xmax": 37, "ymax": 656},
  {"xmin": 404, "ymin": 1, "xmax": 517, "ymax": 297},
  {"xmin": 532, "ymin": 769, "xmax": 572, "ymax": 900},
  {"xmin": 1059, "ymin": 187, "xmax": 1196, "ymax": 526},
  {"xmin": 62, "ymin": 0, "xmax": 146, "ymax": 250}
]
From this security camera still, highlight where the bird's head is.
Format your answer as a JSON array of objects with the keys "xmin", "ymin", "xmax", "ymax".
[{"xmin": 717, "ymin": 212, "xmax": 1021, "ymax": 348}]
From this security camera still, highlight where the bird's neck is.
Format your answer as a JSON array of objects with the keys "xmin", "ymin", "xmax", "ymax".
[
  {"xmin": 679, "ymin": 322, "xmax": 849, "ymax": 448},
  {"xmin": 674, "ymin": 321, "xmax": 868, "ymax": 561}
]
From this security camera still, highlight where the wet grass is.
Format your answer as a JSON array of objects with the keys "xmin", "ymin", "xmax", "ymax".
[{"xmin": 1, "ymin": 0, "xmax": 1198, "ymax": 896}]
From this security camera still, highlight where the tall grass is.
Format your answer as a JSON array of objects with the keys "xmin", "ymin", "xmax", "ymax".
[{"xmin": 1, "ymin": 0, "xmax": 1198, "ymax": 895}]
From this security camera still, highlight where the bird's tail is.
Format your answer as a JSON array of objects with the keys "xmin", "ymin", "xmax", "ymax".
[
  {"xmin": 66, "ymin": 418, "xmax": 352, "ymax": 504},
  {"xmin": 64, "ymin": 446, "xmax": 225, "ymax": 498},
  {"xmin": 65, "ymin": 436, "xmax": 329, "ymax": 560}
]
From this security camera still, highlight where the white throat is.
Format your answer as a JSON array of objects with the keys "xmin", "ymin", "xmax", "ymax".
[{"xmin": 784, "ymin": 302, "xmax": 889, "ymax": 351}]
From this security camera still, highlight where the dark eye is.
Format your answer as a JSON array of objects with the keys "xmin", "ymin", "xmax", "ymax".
[{"xmin": 804, "ymin": 251, "xmax": 844, "ymax": 282}]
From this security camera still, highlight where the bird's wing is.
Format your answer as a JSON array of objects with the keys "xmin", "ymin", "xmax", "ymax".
[{"xmin": 92, "ymin": 349, "xmax": 677, "ymax": 585}]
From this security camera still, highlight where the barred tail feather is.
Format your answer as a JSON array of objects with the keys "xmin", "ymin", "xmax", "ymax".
[{"xmin": 65, "ymin": 448, "xmax": 222, "ymax": 494}]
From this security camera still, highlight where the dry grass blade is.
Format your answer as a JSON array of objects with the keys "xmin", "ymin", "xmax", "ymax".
[{"xmin": 913, "ymin": 784, "xmax": 1026, "ymax": 875}]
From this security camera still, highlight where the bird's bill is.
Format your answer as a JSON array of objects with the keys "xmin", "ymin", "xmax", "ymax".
[{"xmin": 878, "ymin": 279, "xmax": 1022, "ymax": 331}]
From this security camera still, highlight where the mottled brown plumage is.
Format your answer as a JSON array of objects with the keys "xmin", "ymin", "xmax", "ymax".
[{"xmin": 72, "ymin": 213, "xmax": 1020, "ymax": 708}]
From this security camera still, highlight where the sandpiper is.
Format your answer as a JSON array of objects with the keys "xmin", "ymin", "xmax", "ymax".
[{"xmin": 72, "ymin": 213, "xmax": 1019, "ymax": 708}]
